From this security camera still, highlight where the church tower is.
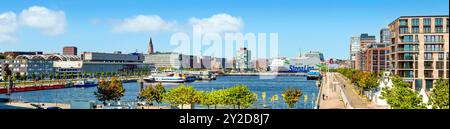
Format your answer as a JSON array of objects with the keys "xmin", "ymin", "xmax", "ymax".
[{"xmin": 148, "ymin": 38, "xmax": 154, "ymax": 54}]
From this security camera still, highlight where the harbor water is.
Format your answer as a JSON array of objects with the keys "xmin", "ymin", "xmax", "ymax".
[{"xmin": 1, "ymin": 76, "xmax": 319, "ymax": 109}]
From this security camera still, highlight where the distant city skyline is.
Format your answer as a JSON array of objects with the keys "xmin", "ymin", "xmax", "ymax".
[{"xmin": 0, "ymin": 0, "xmax": 448, "ymax": 59}]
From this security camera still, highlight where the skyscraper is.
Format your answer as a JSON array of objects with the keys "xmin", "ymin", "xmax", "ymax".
[
  {"xmin": 148, "ymin": 38, "xmax": 154, "ymax": 55},
  {"xmin": 236, "ymin": 48, "xmax": 252, "ymax": 72}
]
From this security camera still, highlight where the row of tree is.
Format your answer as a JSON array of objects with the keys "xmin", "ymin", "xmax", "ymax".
[
  {"xmin": 336, "ymin": 68, "xmax": 379, "ymax": 95},
  {"xmin": 381, "ymin": 76, "xmax": 449, "ymax": 109},
  {"xmin": 94, "ymin": 77, "xmax": 305, "ymax": 109},
  {"xmin": 335, "ymin": 68, "xmax": 448, "ymax": 109},
  {"xmin": 141, "ymin": 84, "xmax": 257, "ymax": 109}
]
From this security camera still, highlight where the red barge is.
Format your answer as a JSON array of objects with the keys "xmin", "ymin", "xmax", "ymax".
[{"xmin": 0, "ymin": 84, "xmax": 66, "ymax": 94}]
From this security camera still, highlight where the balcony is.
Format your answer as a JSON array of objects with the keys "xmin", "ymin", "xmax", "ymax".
[
  {"xmin": 424, "ymin": 39, "xmax": 446, "ymax": 44},
  {"xmin": 396, "ymin": 48, "xmax": 419, "ymax": 52},
  {"xmin": 424, "ymin": 49, "xmax": 444, "ymax": 52},
  {"xmin": 424, "ymin": 65, "xmax": 434, "ymax": 69},
  {"xmin": 397, "ymin": 41, "xmax": 418, "ymax": 44},
  {"xmin": 424, "ymin": 57, "xmax": 434, "ymax": 61}
]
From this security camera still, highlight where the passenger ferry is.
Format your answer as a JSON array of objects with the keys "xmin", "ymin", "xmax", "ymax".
[
  {"xmin": 269, "ymin": 57, "xmax": 319, "ymax": 73},
  {"xmin": 306, "ymin": 70, "xmax": 321, "ymax": 80},
  {"xmin": 144, "ymin": 73, "xmax": 195, "ymax": 83},
  {"xmin": 73, "ymin": 79, "xmax": 99, "ymax": 87}
]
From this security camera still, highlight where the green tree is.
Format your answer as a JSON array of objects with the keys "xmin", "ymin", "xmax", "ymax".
[
  {"xmin": 55, "ymin": 72, "xmax": 60, "ymax": 80},
  {"xmin": 100, "ymin": 72, "xmax": 104, "ymax": 78},
  {"xmin": 49, "ymin": 72, "xmax": 54, "ymax": 80},
  {"xmin": 70, "ymin": 72, "xmax": 74, "ymax": 79},
  {"xmin": 21, "ymin": 73, "xmax": 27, "ymax": 81},
  {"xmin": 163, "ymin": 84, "xmax": 201, "ymax": 109},
  {"xmin": 138, "ymin": 84, "xmax": 157, "ymax": 105},
  {"xmin": 89, "ymin": 71, "xmax": 93, "ymax": 78},
  {"xmin": 31, "ymin": 72, "xmax": 36, "ymax": 81},
  {"xmin": 381, "ymin": 76, "xmax": 426, "ymax": 109},
  {"xmin": 63, "ymin": 72, "xmax": 67, "ymax": 79},
  {"xmin": 12, "ymin": 72, "xmax": 20, "ymax": 82},
  {"xmin": 77, "ymin": 72, "xmax": 81, "ymax": 79},
  {"xmin": 283, "ymin": 87, "xmax": 303, "ymax": 109},
  {"xmin": 200, "ymin": 91, "xmax": 214, "ymax": 109},
  {"xmin": 429, "ymin": 78, "xmax": 449, "ymax": 109},
  {"xmin": 226, "ymin": 84, "xmax": 256, "ymax": 109},
  {"xmin": 154, "ymin": 82, "xmax": 166, "ymax": 108},
  {"xmin": 83, "ymin": 71, "xmax": 87, "ymax": 78},
  {"xmin": 94, "ymin": 77, "xmax": 126, "ymax": 105},
  {"xmin": 40, "ymin": 72, "xmax": 45, "ymax": 80}
]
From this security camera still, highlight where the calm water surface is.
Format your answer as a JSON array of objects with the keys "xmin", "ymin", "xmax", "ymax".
[{"xmin": 1, "ymin": 76, "xmax": 319, "ymax": 109}]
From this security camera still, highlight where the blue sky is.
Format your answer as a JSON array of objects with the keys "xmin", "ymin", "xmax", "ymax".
[{"xmin": 0, "ymin": 0, "xmax": 448, "ymax": 59}]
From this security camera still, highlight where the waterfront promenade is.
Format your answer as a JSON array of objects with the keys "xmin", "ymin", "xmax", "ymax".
[
  {"xmin": 318, "ymin": 72, "xmax": 345, "ymax": 109},
  {"xmin": 335, "ymin": 73, "xmax": 387, "ymax": 109},
  {"xmin": 318, "ymin": 72, "xmax": 387, "ymax": 109}
]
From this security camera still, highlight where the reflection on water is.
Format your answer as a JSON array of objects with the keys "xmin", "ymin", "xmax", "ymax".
[{"xmin": 1, "ymin": 76, "xmax": 319, "ymax": 109}]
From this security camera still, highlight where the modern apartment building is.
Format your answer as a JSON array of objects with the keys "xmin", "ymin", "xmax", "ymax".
[
  {"xmin": 350, "ymin": 36, "xmax": 360, "ymax": 69},
  {"xmin": 363, "ymin": 43, "xmax": 387, "ymax": 75},
  {"xmin": 386, "ymin": 15, "xmax": 449, "ymax": 91},
  {"xmin": 380, "ymin": 28, "xmax": 391, "ymax": 45},
  {"xmin": 359, "ymin": 34, "xmax": 377, "ymax": 71},
  {"xmin": 2, "ymin": 56, "xmax": 55, "ymax": 80},
  {"xmin": 236, "ymin": 48, "xmax": 252, "ymax": 72}
]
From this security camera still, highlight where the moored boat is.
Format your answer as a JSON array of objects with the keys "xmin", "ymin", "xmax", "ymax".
[{"xmin": 73, "ymin": 79, "xmax": 99, "ymax": 87}]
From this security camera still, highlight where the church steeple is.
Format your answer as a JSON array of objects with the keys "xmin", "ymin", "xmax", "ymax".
[{"xmin": 148, "ymin": 38, "xmax": 154, "ymax": 54}]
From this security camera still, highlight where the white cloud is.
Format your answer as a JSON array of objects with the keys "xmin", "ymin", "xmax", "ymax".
[
  {"xmin": 189, "ymin": 13, "xmax": 243, "ymax": 34},
  {"xmin": 113, "ymin": 15, "xmax": 177, "ymax": 33},
  {"xmin": 19, "ymin": 6, "xmax": 66, "ymax": 36},
  {"xmin": 0, "ymin": 12, "xmax": 18, "ymax": 43}
]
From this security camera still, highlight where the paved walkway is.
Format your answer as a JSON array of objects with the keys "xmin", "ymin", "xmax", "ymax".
[
  {"xmin": 334, "ymin": 73, "xmax": 387, "ymax": 109},
  {"xmin": 318, "ymin": 73, "xmax": 345, "ymax": 109}
]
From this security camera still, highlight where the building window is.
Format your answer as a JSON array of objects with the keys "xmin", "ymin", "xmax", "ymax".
[
  {"xmin": 403, "ymin": 35, "xmax": 413, "ymax": 42},
  {"xmin": 425, "ymin": 35, "xmax": 444, "ymax": 42},
  {"xmin": 435, "ymin": 27, "xmax": 443, "ymax": 33},
  {"xmin": 435, "ymin": 18, "xmax": 443, "ymax": 26},
  {"xmin": 400, "ymin": 19, "xmax": 408, "ymax": 26},
  {"xmin": 423, "ymin": 18, "xmax": 431, "ymax": 26},
  {"xmin": 424, "ymin": 53, "xmax": 433, "ymax": 60},
  {"xmin": 423, "ymin": 27, "xmax": 431, "ymax": 33},
  {"xmin": 438, "ymin": 53, "xmax": 444, "ymax": 60},
  {"xmin": 399, "ymin": 27, "xmax": 409, "ymax": 34},
  {"xmin": 412, "ymin": 19, "xmax": 420, "ymax": 26},
  {"xmin": 412, "ymin": 27, "xmax": 419, "ymax": 33}
]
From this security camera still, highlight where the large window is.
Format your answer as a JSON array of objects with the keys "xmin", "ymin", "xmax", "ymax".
[
  {"xmin": 423, "ymin": 27, "xmax": 431, "ymax": 33},
  {"xmin": 423, "ymin": 18, "xmax": 431, "ymax": 26},
  {"xmin": 425, "ymin": 35, "xmax": 444, "ymax": 42},
  {"xmin": 412, "ymin": 27, "xmax": 419, "ymax": 33},
  {"xmin": 403, "ymin": 35, "xmax": 413, "ymax": 42},
  {"xmin": 435, "ymin": 27, "xmax": 443, "ymax": 33},
  {"xmin": 438, "ymin": 53, "xmax": 444, "ymax": 60},
  {"xmin": 424, "ymin": 53, "xmax": 433, "ymax": 60},
  {"xmin": 412, "ymin": 19, "xmax": 420, "ymax": 26},
  {"xmin": 400, "ymin": 27, "xmax": 409, "ymax": 34},
  {"xmin": 425, "ymin": 44, "xmax": 443, "ymax": 51},
  {"xmin": 435, "ymin": 18, "xmax": 443, "ymax": 26},
  {"xmin": 400, "ymin": 19, "xmax": 408, "ymax": 26}
]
